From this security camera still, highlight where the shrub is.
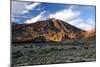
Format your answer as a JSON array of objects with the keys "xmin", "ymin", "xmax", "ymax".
[
  {"xmin": 42, "ymin": 49, "xmax": 50, "ymax": 53},
  {"xmin": 73, "ymin": 40, "xmax": 81, "ymax": 45},
  {"xmin": 12, "ymin": 51, "xmax": 23, "ymax": 58}
]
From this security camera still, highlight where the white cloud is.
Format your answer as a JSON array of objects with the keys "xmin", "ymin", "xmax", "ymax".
[
  {"xmin": 49, "ymin": 6, "xmax": 95, "ymax": 31},
  {"xmin": 26, "ymin": 3, "xmax": 40, "ymax": 10},
  {"xmin": 20, "ymin": 2, "xmax": 40, "ymax": 14},
  {"xmin": 69, "ymin": 18, "xmax": 95, "ymax": 31},
  {"xmin": 24, "ymin": 11, "xmax": 46, "ymax": 23},
  {"xmin": 12, "ymin": 1, "xmax": 40, "ymax": 15},
  {"xmin": 49, "ymin": 9, "xmax": 80, "ymax": 22},
  {"xmin": 12, "ymin": 1, "xmax": 41, "ymax": 22},
  {"xmin": 12, "ymin": 1, "xmax": 30, "ymax": 22},
  {"xmin": 11, "ymin": 17, "xmax": 16, "ymax": 22},
  {"xmin": 21, "ymin": 10, "xmax": 29, "ymax": 14},
  {"xmin": 12, "ymin": 1, "xmax": 28, "ymax": 17},
  {"xmin": 12, "ymin": 1, "xmax": 95, "ymax": 31}
]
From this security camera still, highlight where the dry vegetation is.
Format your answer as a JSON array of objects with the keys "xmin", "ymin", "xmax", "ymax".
[{"xmin": 11, "ymin": 40, "xmax": 96, "ymax": 67}]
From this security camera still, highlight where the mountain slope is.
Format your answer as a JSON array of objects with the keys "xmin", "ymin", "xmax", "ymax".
[
  {"xmin": 81, "ymin": 29, "xmax": 96, "ymax": 40},
  {"xmin": 12, "ymin": 18, "xmax": 86, "ymax": 42}
]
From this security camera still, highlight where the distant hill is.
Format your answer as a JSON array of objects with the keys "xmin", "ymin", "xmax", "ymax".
[
  {"xmin": 12, "ymin": 18, "xmax": 95, "ymax": 43},
  {"xmin": 81, "ymin": 29, "xmax": 96, "ymax": 40}
]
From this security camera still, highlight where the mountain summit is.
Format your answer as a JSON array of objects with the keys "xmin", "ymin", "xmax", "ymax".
[{"xmin": 12, "ymin": 18, "xmax": 86, "ymax": 42}]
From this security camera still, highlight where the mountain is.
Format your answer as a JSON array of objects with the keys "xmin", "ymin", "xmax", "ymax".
[
  {"xmin": 12, "ymin": 18, "xmax": 89, "ymax": 43},
  {"xmin": 81, "ymin": 29, "xmax": 96, "ymax": 40}
]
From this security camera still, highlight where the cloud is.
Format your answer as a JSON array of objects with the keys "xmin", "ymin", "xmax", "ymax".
[
  {"xmin": 12, "ymin": 1, "xmax": 41, "ymax": 22},
  {"xmin": 24, "ymin": 11, "xmax": 46, "ymax": 23},
  {"xmin": 21, "ymin": 10, "xmax": 29, "ymax": 14},
  {"xmin": 49, "ymin": 8, "xmax": 80, "ymax": 22},
  {"xmin": 26, "ymin": 3, "xmax": 40, "ymax": 10},
  {"xmin": 21, "ymin": 2, "xmax": 40, "ymax": 14},
  {"xmin": 12, "ymin": 2, "xmax": 95, "ymax": 31},
  {"xmin": 12, "ymin": 1, "xmax": 30, "ymax": 22},
  {"xmin": 48, "ymin": 6, "xmax": 95, "ymax": 31},
  {"xmin": 11, "ymin": 17, "xmax": 16, "ymax": 22},
  {"xmin": 12, "ymin": 1, "xmax": 28, "ymax": 16},
  {"xmin": 69, "ymin": 18, "xmax": 95, "ymax": 31}
]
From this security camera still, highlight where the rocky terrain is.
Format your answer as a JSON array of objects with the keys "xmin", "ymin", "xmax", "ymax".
[{"xmin": 12, "ymin": 40, "xmax": 96, "ymax": 67}]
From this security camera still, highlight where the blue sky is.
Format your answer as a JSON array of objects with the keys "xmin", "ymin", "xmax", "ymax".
[{"xmin": 12, "ymin": 1, "xmax": 96, "ymax": 30}]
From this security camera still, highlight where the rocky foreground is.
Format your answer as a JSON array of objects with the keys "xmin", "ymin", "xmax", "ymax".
[{"xmin": 12, "ymin": 40, "xmax": 96, "ymax": 67}]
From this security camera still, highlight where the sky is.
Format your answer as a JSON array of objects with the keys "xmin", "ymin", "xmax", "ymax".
[{"xmin": 11, "ymin": 1, "xmax": 96, "ymax": 31}]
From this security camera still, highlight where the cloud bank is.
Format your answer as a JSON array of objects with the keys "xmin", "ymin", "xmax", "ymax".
[{"xmin": 24, "ymin": 11, "xmax": 46, "ymax": 23}]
